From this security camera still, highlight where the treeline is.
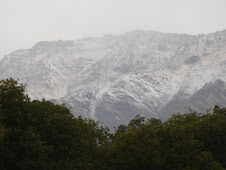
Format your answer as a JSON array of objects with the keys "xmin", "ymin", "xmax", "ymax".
[{"xmin": 0, "ymin": 78, "xmax": 225, "ymax": 169}]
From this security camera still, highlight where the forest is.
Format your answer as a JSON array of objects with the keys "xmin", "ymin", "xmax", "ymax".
[{"xmin": 0, "ymin": 78, "xmax": 225, "ymax": 169}]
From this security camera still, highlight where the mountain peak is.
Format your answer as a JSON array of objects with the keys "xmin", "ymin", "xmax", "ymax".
[
  {"xmin": 32, "ymin": 40, "xmax": 74, "ymax": 49},
  {"xmin": 1, "ymin": 29, "xmax": 226, "ymax": 128}
]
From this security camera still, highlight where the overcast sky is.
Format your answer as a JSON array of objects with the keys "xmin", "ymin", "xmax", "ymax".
[{"xmin": 1, "ymin": 0, "xmax": 226, "ymax": 59}]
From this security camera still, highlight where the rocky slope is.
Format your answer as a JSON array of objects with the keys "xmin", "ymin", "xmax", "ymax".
[
  {"xmin": 1, "ymin": 30, "xmax": 226, "ymax": 128},
  {"xmin": 160, "ymin": 79, "xmax": 226, "ymax": 120}
]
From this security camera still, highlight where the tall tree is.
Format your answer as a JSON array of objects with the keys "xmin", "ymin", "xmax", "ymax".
[{"xmin": 0, "ymin": 79, "xmax": 109, "ymax": 169}]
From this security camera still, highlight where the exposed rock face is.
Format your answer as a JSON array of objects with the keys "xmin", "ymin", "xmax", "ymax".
[
  {"xmin": 159, "ymin": 79, "xmax": 226, "ymax": 121},
  {"xmin": 1, "ymin": 30, "xmax": 226, "ymax": 128}
]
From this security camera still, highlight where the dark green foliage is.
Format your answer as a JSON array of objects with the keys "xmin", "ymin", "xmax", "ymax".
[
  {"xmin": 0, "ymin": 78, "xmax": 226, "ymax": 169},
  {"xmin": 0, "ymin": 79, "xmax": 109, "ymax": 169},
  {"xmin": 101, "ymin": 111, "xmax": 226, "ymax": 169},
  {"xmin": 196, "ymin": 106, "xmax": 226, "ymax": 168}
]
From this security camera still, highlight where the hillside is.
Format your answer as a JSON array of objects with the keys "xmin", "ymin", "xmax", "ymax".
[{"xmin": 1, "ymin": 30, "xmax": 226, "ymax": 128}]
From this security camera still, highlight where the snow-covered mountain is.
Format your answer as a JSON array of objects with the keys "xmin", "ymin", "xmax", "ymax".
[
  {"xmin": 160, "ymin": 79, "xmax": 226, "ymax": 121},
  {"xmin": 1, "ymin": 30, "xmax": 226, "ymax": 128}
]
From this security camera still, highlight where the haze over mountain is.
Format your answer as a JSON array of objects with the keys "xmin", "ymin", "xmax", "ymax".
[{"xmin": 1, "ymin": 30, "xmax": 226, "ymax": 128}]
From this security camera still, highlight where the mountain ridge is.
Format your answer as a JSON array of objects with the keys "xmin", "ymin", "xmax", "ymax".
[{"xmin": 1, "ymin": 29, "xmax": 226, "ymax": 128}]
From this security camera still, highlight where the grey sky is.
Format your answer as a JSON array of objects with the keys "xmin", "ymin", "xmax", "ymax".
[{"xmin": 1, "ymin": 0, "xmax": 226, "ymax": 59}]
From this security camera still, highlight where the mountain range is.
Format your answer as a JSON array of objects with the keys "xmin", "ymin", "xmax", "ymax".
[{"xmin": 1, "ymin": 30, "xmax": 226, "ymax": 129}]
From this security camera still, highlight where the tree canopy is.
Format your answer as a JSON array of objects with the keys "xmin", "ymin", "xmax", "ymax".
[
  {"xmin": 0, "ymin": 78, "xmax": 109, "ymax": 169},
  {"xmin": 0, "ymin": 78, "xmax": 225, "ymax": 169}
]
